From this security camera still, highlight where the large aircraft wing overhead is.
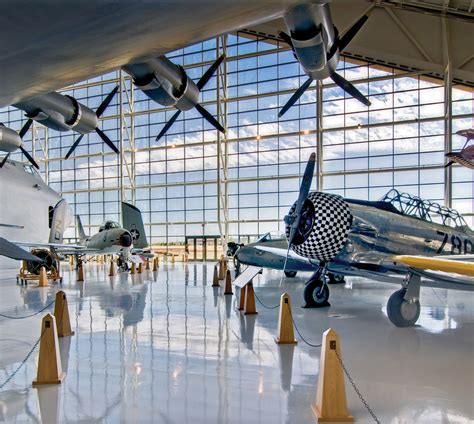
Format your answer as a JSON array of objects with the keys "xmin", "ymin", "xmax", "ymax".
[
  {"xmin": 0, "ymin": 237, "xmax": 42, "ymax": 261},
  {"xmin": 393, "ymin": 255, "xmax": 474, "ymax": 277}
]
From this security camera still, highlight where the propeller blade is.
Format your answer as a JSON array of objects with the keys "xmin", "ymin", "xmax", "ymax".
[
  {"xmin": 330, "ymin": 72, "xmax": 371, "ymax": 106},
  {"xmin": 196, "ymin": 55, "xmax": 225, "ymax": 90},
  {"xmin": 445, "ymin": 160, "xmax": 454, "ymax": 168},
  {"xmin": 288, "ymin": 152, "xmax": 316, "ymax": 245},
  {"xmin": 195, "ymin": 103, "xmax": 225, "ymax": 133},
  {"xmin": 278, "ymin": 77, "xmax": 313, "ymax": 117},
  {"xmin": 65, "ymin": 134, "xmax": 85, "ymax": 159},
  {"xmin": 95, "ymin": 128, "xmax": 119, "ymax": 154},
  {"xmin": 338, "ymin": 15, "xmax": 369, "ymax": 52},
  {"xmin": 19, "ymin": 119, "xmax": 33, "ymax": 138},
  {"xmin": 19, "ymin": 145, "xmax": 39, "ymax": 169},
  {"xmin": 156, "ymin": 110, "xmax": 182, "ymax": 142},
  {"xmin": 95, "ymin": 85, "xmax": 119, "ymax": 118},
  {"xmin": 279, "ymin": 31, "xmax": 294, "ymax": 49},
  {"xmin": 0, "ymin": 153, "xmax": 10, "ymax": 168}
]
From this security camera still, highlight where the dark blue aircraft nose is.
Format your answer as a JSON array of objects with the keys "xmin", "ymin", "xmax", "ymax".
[{"xmin": 120, "ymin": 232, "xmax": 133, "ymax": 247}]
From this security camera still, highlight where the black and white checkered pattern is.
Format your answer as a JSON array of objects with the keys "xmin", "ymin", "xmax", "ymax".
[{"xmin": 285, "ymin": 192, "xmax": 353, "ymax": 261}]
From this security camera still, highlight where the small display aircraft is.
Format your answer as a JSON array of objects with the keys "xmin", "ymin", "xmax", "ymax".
[
  {"xmin": 273, "ymin": 153, "xmax": 473, "ymax": 327},
  {"xmin": 445, "ymin": 129, "xmax": 474, "ymax": 169}
]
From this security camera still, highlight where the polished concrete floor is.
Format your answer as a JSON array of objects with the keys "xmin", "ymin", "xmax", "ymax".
[{"xmin": 0, "ymin": 261, "xmax": 473, "ymax": 423}]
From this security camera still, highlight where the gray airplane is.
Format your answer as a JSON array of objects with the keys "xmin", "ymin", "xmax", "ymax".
[
  {"xmin": 278, "ymin": 2, "xmax": 371, "ymax": 116},
  {"xmin": 268, "ymin": 153, "xmax": 474, "ymax": 327},
  {"xmin": 13, "ymin": 86, "xmax": 119, "ymax": 159}
]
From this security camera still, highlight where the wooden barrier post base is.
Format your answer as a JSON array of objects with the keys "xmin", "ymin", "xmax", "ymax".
[
  {"xmin": 32, "ymin": 314, "xmax": 66, "ymax": 386},
  {"xmin": 108, "ymin": 260, "xmax": 116, "ymax": 277},
  {"xmin": 244, "ymin": 282, "xmax": 257, "ymax": 315},
  {"xmin": 138, "ymin": 262, "xmax": 143, "ymax": 274},
  {"xmin": 38, "ymin": 267, "xmax": 48, "ymax": 287},
  {"xmin": 152, "ymin": 257, "xmax": 158, "ymax": 272},
  {"xmin": 218, "ymin": 257, "xmax": 225, "ymax": 280},
  {"xmin": 131, "ymin": 263, "xmax": 136, "ymax": 275},
  {"xmin": 77, "ymin": 264, "xmax": 84, "ymax": 282},
  {"xmin": 145, "ymin": 259, "xmax": 150, "ymax": 270},
  {"xmin": 224, "ymin": 269, "xmax": 233, "ymax": 295},
  {"xmin": 238, "ymin": 287, "xmax": 245, "ymax": 310},
  {"xmin": 212, "ymin": 264, "xmax": 220, "ymax": 287},
  {"xmin": 54, "ymin": 291, "xmax": 74, "ymax": 337},
  {"xmin": 311, "ymin": 328, "xmax": 354, "ymax": 422},
  {"xmin": 275, "ymin": 292, "xmax": 297, "ymax": 345}
]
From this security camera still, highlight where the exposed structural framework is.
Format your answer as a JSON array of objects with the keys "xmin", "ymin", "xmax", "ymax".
[{"xmin": 1, "ymin": 31, "xmax": 472, "ymax": 247}]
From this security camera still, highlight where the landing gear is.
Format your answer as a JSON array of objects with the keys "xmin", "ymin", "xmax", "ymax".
[
  {"xmin": 284, "ymin": 270, "xmax": 297, "ymax": 278},
  {"xmin": 387, "ymin": 273, "xmax": 421, "ymax": 327},
  {"xmin": 233, "ymin": 256, "xmax": 241, "ymax": 275},
  {"xmin": 303, "ymin": 266, "xmax": 330, "ymax": 308},
  {"xmin": 328, "ymin": 273, "xmax": 344, "ymax": 284}
]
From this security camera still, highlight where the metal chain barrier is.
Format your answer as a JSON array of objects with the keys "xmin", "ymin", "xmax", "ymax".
[
  {"xmin": 253, "ymin": 291, "xmax": 322, "ymax": 347},
  {"xmin": 0, "ymin": 330, "xmax": 44, "ymax": 390},
  {"xmin": 253, "ymin": 291, "xmax": 280, "ymax": 309},
  {"xmin": 0, "ymin": 299, "xmax": 55, "ymax": 320},
  {"xmin": 334, "ymin": 349, "xmax": 381, "ymax": 424}
]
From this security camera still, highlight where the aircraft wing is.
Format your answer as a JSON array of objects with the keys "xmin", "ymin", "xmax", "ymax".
[
  {"xmin": 254, "ymin": 245, "xmax": 315, "ymax": 264},
  {"xmin": 0, "ymin": 237, "xmax": 42, "ymax": 262},
  {"xmin": 393, "ymin": 255, "xmax": 474, "ymax": 277}
]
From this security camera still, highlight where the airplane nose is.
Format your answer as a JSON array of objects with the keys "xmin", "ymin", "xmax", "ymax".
[
  {"xmin": 285, "ymin": 192, "xmax": 353, "ymax": 261},
  {"xmin": 120, "ymin": 232, "xmax": 133, "ymax": 247}
]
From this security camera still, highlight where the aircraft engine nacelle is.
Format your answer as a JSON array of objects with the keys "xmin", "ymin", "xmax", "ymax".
[
  {"xmin": 17, "ymin": 92, "xmax": 98, "ymax": 134},
  {"xmin": 26, "ymin": 249, "xmax": 58, "ymax": 275},
  {"xmin": 285, "ymin": 192, "xmax": 353, "ymax": 262},
  {"xmin": 125, "ymin": 56, "xmax": 200, "ymax": 112},
  {"xmin": 284, "ymin": 2, "xmax": 339, "ymax": 80},
  {"xmin": 0, "ymin": 125, "xmax": 22, "ymax": 153}
]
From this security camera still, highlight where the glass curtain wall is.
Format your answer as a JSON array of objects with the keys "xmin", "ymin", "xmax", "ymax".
[{"xmin": 0, "ymin": 32, "xmax": 472, "ymax": 249}]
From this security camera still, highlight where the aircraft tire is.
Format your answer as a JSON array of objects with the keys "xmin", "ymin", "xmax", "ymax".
[
  {"xmin": 328, "ymin": 273, "xmax": 345, "ymax": 284},
  {"xmin": 303, "ymin": 279, "xmax": 330, "ymax": 308},
  {"xmin": 387, "ymin": 288, "xmax": 420, "ymax": 327},
  {"xmin": 284, "ymin": 270, "xmax": 297, "ymax": 278}
]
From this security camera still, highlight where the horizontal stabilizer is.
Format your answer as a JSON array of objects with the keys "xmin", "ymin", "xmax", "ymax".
[{"xmin": 0, "ymin": 237, "xmax": 42, "ymax": 261}]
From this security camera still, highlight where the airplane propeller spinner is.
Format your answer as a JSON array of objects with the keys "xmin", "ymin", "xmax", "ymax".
[{"xmin": 0, "ymin": 120, "xmax": 39, "ymax": 169}]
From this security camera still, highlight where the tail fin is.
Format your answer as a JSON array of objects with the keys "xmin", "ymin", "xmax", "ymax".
[
  {"xmin": 122, "ymin": 202, "xmax": 148, "ymax": 249},
  {"xmin": 76, "ymin": 215, "xmax": 87, "ymax": 243},
  {"xmin": 48, "ymin": 199, "xmax": 69, "ymax": 244}
]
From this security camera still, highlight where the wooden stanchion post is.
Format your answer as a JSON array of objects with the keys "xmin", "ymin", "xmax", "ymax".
[
  {"xmin": 131, "ymin": 262, "xmax": 136, "ymax": 275},
  {"xmin": 54, "ymin": 291, "xmax": 74, "ymax": 337},
  {"xmin": 152, "ymin": 257, "xmax": 158, "ymax": 272},
  {"xmin": 212, "ymin": 264, "xmax": 220, "ymax": 287},
  {"xmin": 244, "ymin": 282, "xmax": 257, "ymax": 315},
  {"xmin": 77, "ymin": 264, "xmax": 84, "ymax": 282},
  {"xmin": 312, "ymin": 328, "xmax": 353, "ymax": 422},
  {"xmin": 32, "ymin": 314, "xmax": 65, "ymax": 386},
  {"xmin": 275, "ymin": 293, "xmax": 297, "ymax": 344},
  {"xmin": 145, "ymin": 259, "xmax": 150, "ymax": 270},
  {"xmin": 218, "ymin": 257, "xmax": 225, "ymax": 280},
  {"xmin": 224, "ymin": 269, "xmax": 233, "ymax": 295},
  {"xmin": 138, "ymin": 262, "xmax": 143, "ymax": 274},
  {"xmin": 38, "ymin": 267, "xmax": 48, "ymax": 287},
  {"xmin": 109, "ymin": 259, "xmax": 115, "ymax": 277}
]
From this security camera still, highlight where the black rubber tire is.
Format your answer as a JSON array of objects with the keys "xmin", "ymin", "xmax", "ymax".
[
  {"xmin": 303, "ymin": 279, "xmax": 330, "ymax": 308},
  {"xmin": 387, "ymin": 288, "xmax": 420, "ymax": 327},
  {"xmin": 284, "ymin": 270, "xmax": 297, "ymax": 278},
  {"xmin": 328, "ymin": 273, "xmax": 345, "ymax": 284}
]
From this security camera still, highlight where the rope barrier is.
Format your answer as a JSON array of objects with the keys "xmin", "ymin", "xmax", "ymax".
[{"xmin": 0, "ymin": 299, "xmax": 56, "ymax": 320}]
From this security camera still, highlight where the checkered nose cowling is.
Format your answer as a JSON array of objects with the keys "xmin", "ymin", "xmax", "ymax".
[{"xmin": 285, "ymin": 192, "xmax": 353, "ymax": 261}]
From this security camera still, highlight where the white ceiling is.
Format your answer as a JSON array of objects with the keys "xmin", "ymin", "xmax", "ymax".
[{"xmin": 244, "ymin": 0, "xmax": 474, "ymax": 86}]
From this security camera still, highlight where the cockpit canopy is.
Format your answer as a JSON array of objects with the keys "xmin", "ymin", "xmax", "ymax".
[
  {"xmin": 381, "ymin": 189, "xmax": 470, "ymax": 230},
  {"xmin": 99, "ymin": 221, "xmax": 121, "ymax": 232}
]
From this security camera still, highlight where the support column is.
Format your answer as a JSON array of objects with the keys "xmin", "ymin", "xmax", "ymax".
[{"xmin": 442, "ymin": 17, "xmax": 452, "ymax": 209}]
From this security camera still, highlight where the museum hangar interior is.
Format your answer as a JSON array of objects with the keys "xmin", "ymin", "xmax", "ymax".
[{"xmin": 0, "ymin": 1, "xmax": 473, "ymax": 422}]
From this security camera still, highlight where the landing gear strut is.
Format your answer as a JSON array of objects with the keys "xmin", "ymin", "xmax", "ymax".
[
  {"xmin": 387, "ymin": 273, "xmax": 421, "ymax": 327},
  {"xmin": 303, "ymin": 265, "xmax": 330, "ymax": 308}
]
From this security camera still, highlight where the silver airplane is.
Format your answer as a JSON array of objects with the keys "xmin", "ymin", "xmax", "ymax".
[
  {"xmin": 13, "ymin": 86, "xmax": 120, "ymax": 159},
  {"xmin": 269, "ymin": 153, "xmax": 474, "ymax": 327},
  {"xmin": 278, "ymin": 2, "xmax": 371, "ymax": 116}
]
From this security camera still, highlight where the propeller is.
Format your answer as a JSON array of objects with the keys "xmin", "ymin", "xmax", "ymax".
[
  {"xmin": 65, "ymin": 85, "xmax": 119, "ymax": 159},
  {"xmin": 0, "ymin": 120, "xmax": 39, "ymax": 169},
  {"xmin": 281, "ymin": 153, "xmax": 316, "ymax": 278},
  {"xmin": 156, "ymin": 55, "xmax": 225, "ymax": 142},
  {"xmin": 278, "ymin": 14, "xmax": 371, "ymax": 117}
]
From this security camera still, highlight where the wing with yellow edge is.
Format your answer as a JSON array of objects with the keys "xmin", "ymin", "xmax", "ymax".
[{"xmin": 393, "ymin": 255, "xmax": 474, "ymax": 277}]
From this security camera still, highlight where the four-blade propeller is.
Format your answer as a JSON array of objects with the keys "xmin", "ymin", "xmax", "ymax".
[
  {"xmin": 156, "ymin": 55, "xmax": 226, "ymax": 142},
  {"xmin": 281, "ymin": 152, "xmax": 316, "ymax": 277},
  {"xmin": 279, "ymin": 14, "xmax": 371, "ymax": 117},
  {"xmin": 0, "ymin": 120, "xmax": 39, "ymax": 169},
  {"xmin": 65, "ymin": 85, "xmax": 120, "ymax": 159}
]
